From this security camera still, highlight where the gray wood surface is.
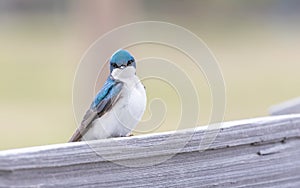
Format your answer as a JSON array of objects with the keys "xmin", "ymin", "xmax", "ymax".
[
  {"xmin": 1, "ymin": 114, "xmax": 300, "ymax": 188},
  {"xmin": 270, "ymin": 97, "xmax": 300, "ymax": 115}
]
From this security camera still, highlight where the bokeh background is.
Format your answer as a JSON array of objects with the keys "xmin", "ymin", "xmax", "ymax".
[{"xmin": 1, "ymin": 0, "xmax": 299, "ymax": 150}]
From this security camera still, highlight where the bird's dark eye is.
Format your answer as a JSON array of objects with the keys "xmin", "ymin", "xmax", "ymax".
[
  {"xmin": 127, "ymin": 60, "xmax": 134, "ymax": 66},
  {"xmin": 111, "ymin": 63, "xmax": 118, "ymax": 68}
]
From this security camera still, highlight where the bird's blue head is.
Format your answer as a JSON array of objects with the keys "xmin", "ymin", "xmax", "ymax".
[{"xmin": 109, "ymin": 49, "xmax": 136, "ymax": 73}]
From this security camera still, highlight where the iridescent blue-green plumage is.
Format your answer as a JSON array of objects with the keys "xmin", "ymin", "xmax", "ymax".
[
  {"xmin": 69, "ymin": 49, "xmax": 137, "ymax": 142},
  {"xmin": 109, "ymin": 50, "xmax": 136, "ymax": 73},
  {"xmin": 69, "ymin": 76, "xmax": 123, "ymax": 142},
  {"xmin": 93, "ymin": 49, "xmax": 135, "ymax": 110},
  {"xmin": 92, "ymin": 76, "xmax": 123, "ymax": 110}
]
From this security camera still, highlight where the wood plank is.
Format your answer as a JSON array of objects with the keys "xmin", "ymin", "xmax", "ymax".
[
  {"xmin": 270, "ymin": 97, "xmax": 300, "ymax": 115},
  {"xmin": 0, "ymin": 114, "xmax": 300, "ymax": 187}
]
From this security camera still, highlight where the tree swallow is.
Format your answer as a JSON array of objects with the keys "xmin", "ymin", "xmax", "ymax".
[{"xmin": 69, "ymin": 49, "xmax": 147, "ymax": 142}]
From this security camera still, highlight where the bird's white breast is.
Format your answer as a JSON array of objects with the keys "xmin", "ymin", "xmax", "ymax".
[{"xmin": 83, "ymin": 67, "xmax": 146, "ymax": 140}]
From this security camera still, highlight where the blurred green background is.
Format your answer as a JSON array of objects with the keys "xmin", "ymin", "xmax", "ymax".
[{"xmin": 0, "ymin": 0, "xmax": 299, "ymax": 150}]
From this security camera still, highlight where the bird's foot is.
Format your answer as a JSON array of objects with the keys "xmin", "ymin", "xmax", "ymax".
[{"xmin": 126, "ymin": 133, "xmax": 134, "ymax": 137}]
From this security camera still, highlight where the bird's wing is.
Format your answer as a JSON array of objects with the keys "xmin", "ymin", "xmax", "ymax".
[{"xmin": 69, "ymin": 76, "xmax": 123, "ymax": 142}]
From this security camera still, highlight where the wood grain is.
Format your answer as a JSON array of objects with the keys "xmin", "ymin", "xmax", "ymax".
[{"xmin": 0, "ymin": 114, "xmax": 300, "ymax": 187}]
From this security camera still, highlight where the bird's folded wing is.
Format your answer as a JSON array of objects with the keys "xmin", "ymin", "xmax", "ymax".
[{"xmin": 69, "ymin": 77, "xmax": 123, "ymax": 142}]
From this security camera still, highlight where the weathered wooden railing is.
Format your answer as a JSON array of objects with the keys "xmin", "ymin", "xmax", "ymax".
[
  {"xmin": 1, "ymin": 113, "xmax": 300, "ymax": 187},
  {"xmin": 270, "ymin": 97, "xmax": 300, "ymax": 115}
]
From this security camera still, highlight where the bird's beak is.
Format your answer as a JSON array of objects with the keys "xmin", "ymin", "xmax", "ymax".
[{"xmin": 120, "ymin": 65, "xmax": 126, "ymax": 69}]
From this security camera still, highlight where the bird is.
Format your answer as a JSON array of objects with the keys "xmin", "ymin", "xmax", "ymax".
[{"xmin": 69, "ymin": 49, "xmax": 147, "ymax": 142}]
